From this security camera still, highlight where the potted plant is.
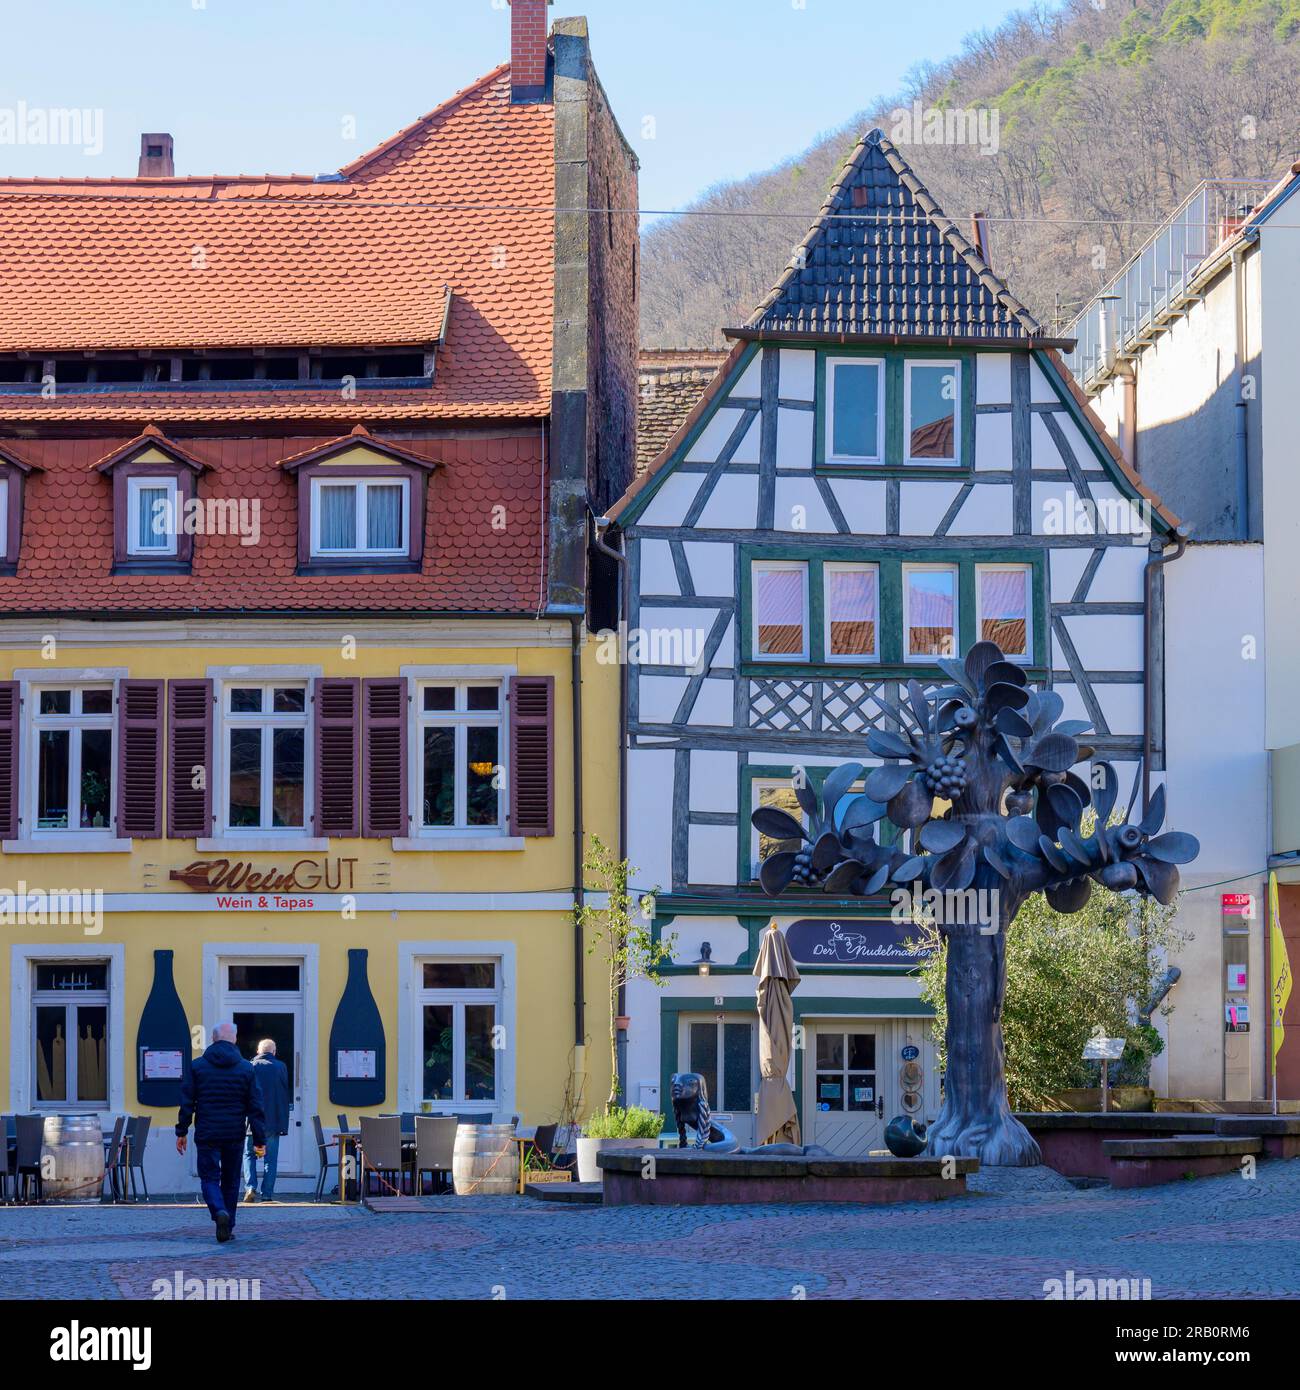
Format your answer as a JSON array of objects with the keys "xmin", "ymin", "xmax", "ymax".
[{"xmin": 576, "ymin": 1105, "xmax": 664, "ymax": 1184}]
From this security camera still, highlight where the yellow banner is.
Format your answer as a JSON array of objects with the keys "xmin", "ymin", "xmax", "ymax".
[{"xmin": 1270, "ymin": 872, "xmax": 1293, "ymax": 1072}]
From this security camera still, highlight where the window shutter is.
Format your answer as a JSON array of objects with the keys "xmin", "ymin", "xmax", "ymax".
[
  {"xmin": 314, "ymin": 677, "xmax": 360, "ymax": 838},
  {"xmin": 167, "ymin": 678, "xmax": 213, "ymax": 839},
  {"xmin": 117, "ymin": 679, "xmax": 163, "ymax": 838},
  {"xmin": 0, "ymin": 681, "xmax": 18, "ymax": 839},
  {"xmin": 361, "ymin": 677, "xmax": 407, "ymax": 838},
  {"xmin": 509, "ymin": 675, "xmax": 554, "ymax": 837}
]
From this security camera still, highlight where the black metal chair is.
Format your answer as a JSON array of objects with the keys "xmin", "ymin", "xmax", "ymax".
[
  {"xmin": 336, "ymin": 1114, "xmax": 351, "ymax": 1134},
  {"xmin": 102, "ymin": 1116, "xmax": 127, "ymax": 1202},
  {"xmin": 313, "ymin": 1115, "xmax": 340, "ymax": 1201},
  {"xmin": 0, "ymin": 1119, "xmax": 11, "ymax": 1205},
  {"xmin": 14, "ymin": 1114, "xmax": 45, "ymax": 1203},
  {"xmin": 122, "ymin": 1116, "xmax": 151, "ymax": 1201}
]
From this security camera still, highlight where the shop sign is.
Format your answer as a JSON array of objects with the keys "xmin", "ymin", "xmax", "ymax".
[
  {"xmin": 1221, "ymin": 893, "xmax": 1254, "ymax": 918},
  {"xmin": 168, "ymin": 856, "xmax": 357, "ymax": 907},
  {"xmin": 784, "ymin": 918, "xmax": 931, "ymax": 967}
]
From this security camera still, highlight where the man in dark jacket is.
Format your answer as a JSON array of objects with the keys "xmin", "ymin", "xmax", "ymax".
[
  {"xmin": 176, "ymin": 1022, "xmax": 266, "ymax": 1243},
  {"xmin": 243, "ymin": 1039, "xmax": 291, "ymax": 1203}
]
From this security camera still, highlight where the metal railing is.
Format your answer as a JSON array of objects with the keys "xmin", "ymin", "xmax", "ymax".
[{"xmin": 1062, "ymin": 178, "xmax": 1273, "ymax": 391}]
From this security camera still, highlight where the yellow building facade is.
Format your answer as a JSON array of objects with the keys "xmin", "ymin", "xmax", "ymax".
[{"xmin": 0, "ymin": 622, "xmax": 618, "ymax": 1192}]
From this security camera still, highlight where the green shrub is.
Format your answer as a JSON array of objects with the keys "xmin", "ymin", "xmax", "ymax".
[{"xmin": 581, "ymin": 1105, "xmax": 664, "ymax": 1139}]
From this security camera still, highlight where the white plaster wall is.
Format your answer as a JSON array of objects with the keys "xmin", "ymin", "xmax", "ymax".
[
  {"xmin": 682, "ymin": 541, "xmax": 734, "ymax": 597},
  {"xmin": 1163, "ymin": 542, "xmax": 1268, "ymax": 1098},
  {"xmin": 1260, "ymin": 225, "xmax": 1300, "ymax": 748},
  {"xmin": 627, "ymin": 747, "xmax": 676, "ymax": 888}
]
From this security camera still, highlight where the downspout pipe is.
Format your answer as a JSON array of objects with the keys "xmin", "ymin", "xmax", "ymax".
[
  {"xmin": 1232, "ymin": 244, "xmax": 1251, "ymax": 540},
  {"xmin": 570, "ymin": 612, "xmax": 585, "ymax": 1051},
  {"xmin": 1143, "ymin": 527, "xmax": 1188, "ymax": 812},
  {"xmin": 593, "ymin": 512, "xmax": 629, "ymax": 1103}
]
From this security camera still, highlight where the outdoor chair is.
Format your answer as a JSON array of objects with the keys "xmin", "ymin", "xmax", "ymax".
[
  {"xmin": 102, "ymin": 1116, "xmax": 127, "ymax": 1202},
  {"xmin": 0, "ymin": 1119, "xmax": 11, "ymax": 1204},
  {"xmin": 336, "ymin": 1114, "xmax": 351, "ymax": 1134},
  {"xmin": 413, "ymin": 1116, "xmax": 458, "ymax": 1195},
  {"xmin": 313, "ymin": 1115, "xmax": 340, "ymax": 1201},
  {"xmin": 14, "ymin": 1114, "xmax": 45, "ymax": 1203},
  {"xmin": 359, "ymin": 1115, "xmax": 407, "ymax": 1197},
  {"xmin": 521, "ymin": 1123, "xmax": 558, "ymax": 1171},
  {"xmin": 123, "ymin": 1116, "xmax": 151, "ymax": 1200}
]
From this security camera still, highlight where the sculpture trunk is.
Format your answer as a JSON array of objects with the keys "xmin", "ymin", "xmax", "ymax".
[{"xmin": 925, "ymin": 895, "xmax": 1042, "ymax": 1167}]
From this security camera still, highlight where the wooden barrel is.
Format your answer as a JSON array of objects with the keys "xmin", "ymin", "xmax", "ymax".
[
  {"xmin": 451, "ymin": 1123, "xmax": 518, "ymax": 1196},
  {"xmin": 41, "ymin": 1114, "xmax": 105, "ymax": 1200}
]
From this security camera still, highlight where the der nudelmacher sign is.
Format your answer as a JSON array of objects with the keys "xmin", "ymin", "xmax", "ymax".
[{"xmin": 784, "ymin": 918, "xmax": 930, "ymax": 967}]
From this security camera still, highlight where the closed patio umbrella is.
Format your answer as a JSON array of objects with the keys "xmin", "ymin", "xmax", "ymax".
[{"xmin": 753, "ymin": 920, "xmax": 801, "ymax": 1147}]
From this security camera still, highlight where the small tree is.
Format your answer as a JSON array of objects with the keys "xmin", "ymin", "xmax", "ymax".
[
  {"xmin": 580, "ymin": 835, "xmax": 674, "ymax": 1111},
  {"xmin": 911, "ymin": 866, "xmax": 1189, "ymax": 1109}
]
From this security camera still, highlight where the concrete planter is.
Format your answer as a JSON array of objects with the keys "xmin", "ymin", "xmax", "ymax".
[
  {"xmin": 576, "ymin": 1136, "xmax": 657, "ymax": 1184},
  {"xmin": 1037, "ymin": 1087, "xmax": 1154, "ymax": 1113}
]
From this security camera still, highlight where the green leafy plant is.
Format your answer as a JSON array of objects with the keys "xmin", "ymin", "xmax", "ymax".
[
  {"xmin": 579, "ymin": 835, "xmax": 674, "ymax": 1110},
  {"xmin": 581, "ymin": 1105, "xmax": 664, "ymax": 1140}
]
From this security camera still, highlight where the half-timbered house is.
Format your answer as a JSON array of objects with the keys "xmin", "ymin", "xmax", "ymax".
[{"xmin": 608, "ymin": 129, "xmax": 1181, "ymax": 1150}]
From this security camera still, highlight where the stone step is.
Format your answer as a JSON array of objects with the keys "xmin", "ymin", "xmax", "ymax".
[
  {"xmin": 526, "ymin": 1181, "xmax": 602, "ymax": 1204},
  {"xmin": 1215, "ymin": 1115, "xmax": 1300, "ymax": 1137},
  {"xmin": 1103, "ymin": 1135, "xmax": 1261, "ymax": 1160}
]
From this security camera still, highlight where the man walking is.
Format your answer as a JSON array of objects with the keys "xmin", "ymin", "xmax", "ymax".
[
  {"xmin": 176, "ymin": 1022, "xmax": 266, "ymax": 1243},
  {"xmin": 243, "ymin": 1038, "xmax": 290, "ymax": 1203}
]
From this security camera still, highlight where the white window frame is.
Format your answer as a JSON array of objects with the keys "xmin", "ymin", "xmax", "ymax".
[
  {"xmin": 408, "ymin": 953, "xmax": 505, "ymax": 1115},
  {"xmin": 680, "ymin": 1014, "xmax": 760, "ymax": 1119},
  {"xmin": 902, "ymin": 562, "xmax": 960, "ymax": 663},
  {"xmin": 752, "ymin": 560, "xmax": 810, "ymax": 663},
  {"xmin": 413, "ymin": 677, "xmax": 507, "ymax": 838},
  {"xmin": 823, "ymin": 561, "xmax": 880, "ymax": 664},
  {"xmin": 125, "ymin": 475, "xmax": 180, "ymax": 556},
  {"xmin": 10, "ymin": 944, "xmax": 125, "ymax": 1118},
  {"xmin": 825, "ymin": 356, "xmax": 886, "ymax": 463},
  {"xmin": 309, "ymin": 475, "xmax": 410, "ymax": 558},
  {"xmin": 30, "ymin": 959, "xmax": 111, "ymax": 1111},
  {"xmin": 0, "ymin": 476, "xmax": 9, "ymax": 558},
  {"xmin": 219, "ymin": 680, "xmax": 312, "ymax": 836},
  {"xmin": 903, "ymin": 359, "xmax": 961, "ymax": 467},
  {"xmin": 975, "ymin": 562, "xmax": 1033, "ymax": 663},
  {"xmin": 29, "ymin": 681, "xmax": 117, "ymax": 837}
]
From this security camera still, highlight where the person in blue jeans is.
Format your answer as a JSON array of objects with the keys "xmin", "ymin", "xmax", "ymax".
[
  {"xmin": 243, "ymin": 1039, "xmax": 290, "ymax": 1202},
  {"xmin": 176, "ymin": 1022, "xmax": 266, "ymax": 1243}
]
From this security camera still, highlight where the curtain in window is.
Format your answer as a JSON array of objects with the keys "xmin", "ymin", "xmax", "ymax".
[
  {"xmin": 979, "ymin": 569, "xmax": 1028, "ymax": 653},
  {"xmin": 828, "ymin": 568, "xmax": 877, "ymax": 656},
  {"xmin": 136, "ymin": 485, "xmax": 169, "ymax": 550},
  {"xmin": 319, "ymin": 485, "xmax": 356, "ymax": 550},
  {"xmin": 366, "ymin": 485, "xmax": 402, "ymax": 550},
  {"xmin": 756, "ymin": 569, "xmax": 805, "ymax": 654}
]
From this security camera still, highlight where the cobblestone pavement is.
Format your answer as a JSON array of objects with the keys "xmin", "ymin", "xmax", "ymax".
[{"xmin": 2, "ymin": 1163, "xmax": 1299, "ymax": 1300}]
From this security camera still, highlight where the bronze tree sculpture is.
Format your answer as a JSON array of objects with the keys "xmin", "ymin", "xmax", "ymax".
[{"xmin": 751, "ymin": 640, "xmax": 1198, "ymax": 1166}]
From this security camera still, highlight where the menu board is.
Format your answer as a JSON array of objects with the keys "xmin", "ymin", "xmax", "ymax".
[{"xmin": 336, "ymin": 1049, "xmax": 376, "ymax": 1080}]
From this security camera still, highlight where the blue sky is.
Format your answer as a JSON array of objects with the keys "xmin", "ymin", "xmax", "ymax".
[{"xmin": 0, "ymin": 0, "xmax": 1037, "ymax": 210}]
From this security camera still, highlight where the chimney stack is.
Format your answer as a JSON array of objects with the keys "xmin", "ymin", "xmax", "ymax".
[
  {"xmin": 138, "ymin": 133, "xmax": 174, "ymax": 178},
  {"xmin": 509, "ymin": 0, "xmax": 551, "ymax": 104}
]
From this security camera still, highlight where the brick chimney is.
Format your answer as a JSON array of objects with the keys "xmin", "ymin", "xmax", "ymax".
[
  {"xmin": 509, "ymin": 0, "xmax": 551, "ymax": 103},
  {"xmin": 138, "ymin": 133, "xmax": 174, "ymax": 178}
]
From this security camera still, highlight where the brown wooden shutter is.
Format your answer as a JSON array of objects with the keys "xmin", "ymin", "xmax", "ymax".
[
  {"xmin": 117, "ymin": 679, "xmax": 163, "ymax": 838},
  {"xmin": 0, "ymin": 681, "xmax": 18, "ymax": 839},
  {"xmin": 361, "ymin": 677, "xmax": 407, "ymax": 838},
  {"xmin": 167, "ymin": 678, "xmax": 213, "ymax": 839},
  {"xmin": 314, "ymin": 677, "xmax": 360, "ymax": 838},
  {"xmin": 509, "ymin": 675, "xmax": 554, "ymax": 837}
]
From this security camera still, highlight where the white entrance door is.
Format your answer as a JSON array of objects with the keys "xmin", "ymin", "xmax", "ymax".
[
  {"xmin": 680, "ymin": 1015, "xmax": 757, "ymax": 1146},
  {"xmin": 806, "ymin": 1023, "xmax": 884, "ymax": 1155},
  {"xmin": 218, "ymin": 959, "xmax": 306, "ymax": 1173}
]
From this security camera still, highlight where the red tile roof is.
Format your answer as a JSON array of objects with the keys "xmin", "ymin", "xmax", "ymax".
[
  {"xmin": 0, "ymin": 430, "xmax": 547, "ymax": 614},
  {"xmin": 0, "ymin": 66, "xmax": 555, "ymax": 423}
]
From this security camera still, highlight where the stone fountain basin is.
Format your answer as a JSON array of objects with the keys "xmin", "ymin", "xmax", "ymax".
[{"xmin": 597, "ymin": 1149, "xmax": 978, "ymax": 1206}]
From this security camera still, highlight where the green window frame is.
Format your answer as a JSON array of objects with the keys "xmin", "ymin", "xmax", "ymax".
[
  {"xmin": 815, "ymin": 347, "xmax": 975, "ymax": 474},
  {"xmin": 740, "ymin": 545, "xmax": 1047, "ymax": 675}
]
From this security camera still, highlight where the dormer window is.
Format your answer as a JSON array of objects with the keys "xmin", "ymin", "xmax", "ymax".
[
  {"xmin": 0, "ymin": 444, "xmax": 39, "ymax": 574},
  {"xmin": 93, "ymin": 425, "xmax": 207, "ymax": 574},
  {"xmin": 282, "ymin": 425, "xmax": 438, "ymax": 575},
  {"xmin": 310, "ymin": 477, "xmax": 410, "ymax": 558},
  {"xmin": 126, "ymin": 476, "xmax": 180, "ymax": 557}
]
